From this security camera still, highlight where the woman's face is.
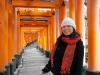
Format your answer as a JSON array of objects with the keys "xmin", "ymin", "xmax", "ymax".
[{"xmin": 62, "ymin": 25, "xmax": 74, "ymax": 36}]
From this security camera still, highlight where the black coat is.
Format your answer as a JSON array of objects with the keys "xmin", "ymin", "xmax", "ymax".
[{"xmin": 45, "ymin": 39, "xmax": 84, "ymax": 75}]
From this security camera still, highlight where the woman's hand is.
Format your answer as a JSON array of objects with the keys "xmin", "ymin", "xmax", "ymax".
[{"xmin": 42, "ymin": 67, "xmax": 50, "ymax": 74}]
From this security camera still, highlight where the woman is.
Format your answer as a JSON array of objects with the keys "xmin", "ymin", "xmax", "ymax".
[{"xmin": 42, "ymin": 17, "xmax": 84, "ymax": 75}]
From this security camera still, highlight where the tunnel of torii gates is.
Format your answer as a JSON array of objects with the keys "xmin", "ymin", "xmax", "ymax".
[{"xmin": 0, "ymin": 0, "xmax": 100, "ymax": 75}]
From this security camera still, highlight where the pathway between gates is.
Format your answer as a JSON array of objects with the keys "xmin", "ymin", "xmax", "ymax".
[{"xmin": 16, "ymin": 42, "xmax": 52, "ymax": 75}]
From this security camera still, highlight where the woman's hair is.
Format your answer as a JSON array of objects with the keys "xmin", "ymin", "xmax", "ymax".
[
  {"xmin": 68, "ymin": 28, "xmax": 80, "ymax": 38},
  {"xmin": 56, "ymin": 28, "xmax": 80, "ymax": 44}
]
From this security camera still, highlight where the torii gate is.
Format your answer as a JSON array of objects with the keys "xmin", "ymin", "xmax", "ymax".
[{"xmin": 0, "ymin": 0, "xmax": 100, "ymax": 75}]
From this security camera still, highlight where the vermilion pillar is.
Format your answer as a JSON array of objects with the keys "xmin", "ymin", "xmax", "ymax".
[
  {"xmin": 59, "ymin": 1, "xmax": 67, "ymax": 34},
  {"xmin": 8, "ymin": 4, "xmax": 15, "ymax": 75},
  {"xmin": 47, "ymin": 26, "xmax": 50, "ymax": 52},
  {"xmin": 44, "ymin": 27, "xmax": 49, "ymax": 58},
  {"xmin": 75, "ymin": 0, "xmax": 85, "ymax": 65},
  {"xmin": 4, "ymin": 0, "xmax": 8, "ymax": 66},
  {"xmin": 49, "ymin": 8, "xmax": 57, "ymax": 52},
  {"xmin": 0, "ymin": 0, "xmax": 8, "ymax": 74},
  {"xmin": 42, "ymin": 30, "xmax": 44, "ymax": 53},
  {"xmin": 14, "ymin": 8, "xmax": 18, "ymax": 55},
  {"xmin": 8, "ymin": 4, "xmax": 14, "ymax": 63},
  {"xmin": 42, "ymin": 30, "xmax": 44, "ymax": 50},
  {"xmin": 38, "ymin": 32, "xmax": 41, "ymax": 49},
  {"xmin": 55, "ymin": 9, "xmax": 60, "ymax": 38},
  {"xmin": 21, "ymin": 30, "xmax": 24, "ymax": 49},
  {"xmin": 75, "ymin": 0, "xmax": 85, "ymax": 40},
  {"xmin": 50, "ymin": 18, "xmax": 53, "ymax": 52},
  {"xmin": 43, "ymin": 27, "xmax": 48, "ymax": 51},
  {"xmin": 87, "ymin": 0, "xmax": 100, "ymax": 75},
  {"xmin": 45, "ymin": 27, "xmax": 49, "ymax": 51},
  {"xmin": 12, "ymin": 6, "xmax": 14, "ymax": 59},
  {"xmin": 51, "ymin": 8, "xmax": 56, "ymax": 46},
  {"xmin": 17, "ymin": 9, "xmax": 21, "ymax": 54},
  {"xmin": 38, "ymin": 30, "xmax": 43, "ymax": 52},
  {"xmin": 69, "ymin": 0, "xmax": 75, "ymax": 21}
]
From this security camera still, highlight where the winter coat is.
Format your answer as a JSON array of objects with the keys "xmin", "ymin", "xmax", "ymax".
[{"xmin": 45, "ymin": 39, "xmax": 84, "ymax": 75}]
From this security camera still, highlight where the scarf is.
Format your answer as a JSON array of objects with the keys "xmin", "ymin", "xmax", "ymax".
[{"xmin": 50, "ymin": 36, "xmax": 81, "ymax": 75}]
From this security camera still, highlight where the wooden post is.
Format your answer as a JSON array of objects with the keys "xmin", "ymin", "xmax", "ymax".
[
  {"xmin": 51, "ymin": 8, "xmax": 56, "ymax": 46},
  {"xmin": 75, "ymin": 0, "xmax": 86, "ymax": 65},
  {"xmin": 8, "ymin": 4, "xmax": 14, "ymax": 63},
  {"xmin": 59, "ymin": 0, "xmax": 67, "ymax": 34},
  {"xmin": 69, "ymin": 0, "xmax": 75, "ymax": 21},
  {"xmin": 17, "ymin": 9, "xmax": 21, "ymax": 54},
  {"xmin": 55, "ymin": 9, "xmax": 60, "ymax": 38},
  {"xmin": 87, "ymin": 0, "xmax": 100, "ymax": 75},
  {"xmin": 0, "ymin": 0, "xmax": 8, "ymax": 74}
]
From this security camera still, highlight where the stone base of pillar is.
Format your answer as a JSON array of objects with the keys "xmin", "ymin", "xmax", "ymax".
[
  {"xmin": 14, "ymin": 54, "xmax": 18, "ymax": 69},
  {"xmin": 86, "ymin": 70, "xmax": 100, "ymax": 75},
  {"xmin": 41, "ymin": 48, "xmax": 44, "ymax": 53},
  {"xmin": 10, "ymin": 62, "xmax": 14, "ymax": 75},
  {"xmin": 82, "ymin": 65, "xmax": 87, "ymax": 75},
  {"xmin": 18, "ymin": 54, "xmax": 21, "ymax": 66},
  {"xmin": 39, "ymin": 46, "xmax": 41, "ymax": 51},
  {"xmin": 43, "ymin": 49, "xmax": 45, "ymax": 55},
  {"xmin": 36, "ymin": 45, "xmax": 38, "ymax": 49},
  {"xmin": 12, "ymin": 58, "xmax": 16, "ymax": 71},
  {"xmin": 0, "ymin": 69, "xmax": 7, "ymax": 75},
  {"xmin": 45, "ymin": 50, "xmax": 50, "ymax": 58},
  {"xmin": 5, "ymin": 64, "xmax": 10, "ymax": 75},
  {"xmin": 39, "ymin": 47, "xmax": 42, "ymax": 52}
]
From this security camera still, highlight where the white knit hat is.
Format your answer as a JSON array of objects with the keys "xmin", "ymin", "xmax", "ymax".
[{"xmin": 61, "ymin": 17, "xmax": 76, "ymax": 30}]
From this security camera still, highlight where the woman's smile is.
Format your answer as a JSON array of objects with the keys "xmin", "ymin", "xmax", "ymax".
[{"xmin": 62, "ymin": 25, "xmax": 74, "ymax": 36}]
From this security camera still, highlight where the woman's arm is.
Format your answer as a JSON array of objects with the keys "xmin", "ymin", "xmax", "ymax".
[{"xmin": 42, "ymin": 59, "xmax": 51, "ymax": 73}]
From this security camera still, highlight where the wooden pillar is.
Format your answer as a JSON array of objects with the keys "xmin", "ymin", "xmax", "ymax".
[
  {"xmin": 38, "ymin": 32, "xmax": 40, "ymax": 49},
  {"xmin": 21, "ymin": 30, "xmax": 25, "ymax": 49},
  {"xmin": 17, "ymin": 9, "xmax": 21, "ymax": 54},
  {"xmin": 49, "ymin": 18, "xmax": 53, "ymax": 52},
  {"xmin": 8, "ymin": 4, "xmax": 15, "ymax": 75},
  {"xmin": 44, "ymin": 27, "xmax": 49, "ymax": 57},
  {"xmin": 41, "ymin": 29, "xmax": 44, "ymax": 49},
  {"xmin": 42, "ymin": 27, "xmax": 47, "ymax": 56},
  {"xmin": 55, "ymin": 9, "xmax": 60, "ymax": 38},
  {"xmin": 24, "ymin": 33, "xmax": 27, "ymax": 45},
  {"xmin": 59, "ymin": 1, "xmax": 67, "ymax": 34},
  {"xmin": 38, "ymin": 31, "xmax": 42, "ymax": 51},
  {"xmin": 14, "ymin": 8, "xmax": 18, "ymax": 55},
  {"xmin": 43, "ymin": 27, "xmax": 47, "ymax": 51},
  {"xmin": 75, "ymin": 0, "xmax": 86, "ymax": 65},
  {"xmin": 45, "ymin": 27, "xmax": 49, "ymax": 51},
  {"xmin": 86, "ymin": 0, "xmax": 100, "ymax": 75},
  {"xmin": 47, "ymin": 26, "xmax": 50, "ymax": 52},
  {"xmin": 21, "ymin": 30, "xmax": 23, "ymax": 49},
  {"xmin": 49, "ymin": 8, "xmax": 57, "ymax": 51},
  {"xmin": 12, "ymin": 7, "xmax": 14, "ymax": 59},
  {"xmin": 8, "ymin": 4, "xmax": 14, "ymax": 63},
  {"xmin": 75, "ymin": 0, "xmax": 85, "ymax": 38},
  {"xmin": 0, "ymin": 0, "xmax": 8, "ymax": 74},
  {"xmin": 69, "ymin": 0, "xmax": 75, "ymax": 21},
  {"xmin": 51, "ymin": 8, "xmax": 56, "ymax": 46},
  {"xmin": 40, "ymin": 30, "xmax": 44, "ymax": 53}
]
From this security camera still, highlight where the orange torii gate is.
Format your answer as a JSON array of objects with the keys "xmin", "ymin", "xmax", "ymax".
[{"xmin": 0, "ymin": 0, "xmax": 100, "ymax": 75}]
